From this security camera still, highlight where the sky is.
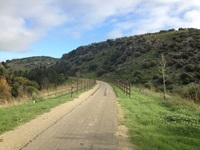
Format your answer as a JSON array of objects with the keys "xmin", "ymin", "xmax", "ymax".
[{"xmin": 0, "ymin": 0, "xmax": 200, "ymax": 61}]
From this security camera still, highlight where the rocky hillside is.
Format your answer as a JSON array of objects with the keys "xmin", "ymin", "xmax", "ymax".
[
  {"xmin": 56, "ymin": 28, "xmax": 200, "ymax": 91},
  {"xmin": 2, "ymin": 28, "xmax": 200, "ymax": 101},
  {"xmin": 4, "ymin": 56, "xmax": 58, "ymax": 71}
]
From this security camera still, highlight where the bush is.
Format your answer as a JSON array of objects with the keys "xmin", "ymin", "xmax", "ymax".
[
  {"xmin": 26, "ymin": 86, "xmax": 39, "ymax": 96},
  {"xmin": 184, "ymin": 64, "xmax": 195, "ymax": 72},
  {"xmin": 144, "ymin": 82, "xmax": 153, "ymax": 89},
  {"xmin": 134, "ymin": 52, "xmax": 141, "ymax": 57},
  {"xmin": 0, "ymin": 77, "xmax": 12, "ymax": 102},
  {"xmin": 176, "ymin": 83, "xmax": 200, "ymax": 102},
  {"xmin": 97, "ymin": 69, "xmax": 107, "ymax": 77},
  {"xmin": 153, "ymin": 74, "xmax": 160, "ymax": 80},
  {"xmin": 180, "ymin": 73, "xmax": 194, "ymax": 84},
  {"xmin": 88, "ymin": 64, "xmax": 98, "ymax": 71},
  {"xmin": 175, "ymin": 61, "xmax": 184, "ymax": 68},
  {"xmin": 142, "ymin": 61, "xmax": 156, "ymax": 68}
]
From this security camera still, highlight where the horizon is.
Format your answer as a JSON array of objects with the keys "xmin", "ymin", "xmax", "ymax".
[
  {"xmin": 1, "ymin": 0, "xmax": 200, "ymax": 61},
  {"xmin": 0, "ymin": 27, "xmax": 193, "ymax": 63}
]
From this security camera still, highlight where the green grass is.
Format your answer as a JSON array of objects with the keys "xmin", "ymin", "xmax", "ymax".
[
  {"xmin": 83, "ymin": 72, "xmax": 97, "ymax": 78},
  {"xmin": 0, "ymin": 92, "xmax": 77, "ymax": 135},
  {"xmin": 113, "ymin": 86, "xmax": 200, "ymax": 150}
]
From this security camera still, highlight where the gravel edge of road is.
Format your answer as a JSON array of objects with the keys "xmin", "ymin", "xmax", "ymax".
[
  {"xmin": 0, "ymin": 83, "xmax": 101, "ymax": 150},
  {"xmin": 115, "ymin": 101, "xmax": 134, "ymax": 150},
  {"xmin": 0, "ymin": 81, "xmax": 134, "ymax": 150}
]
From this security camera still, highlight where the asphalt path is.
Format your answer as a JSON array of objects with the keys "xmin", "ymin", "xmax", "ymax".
[{"xmin": 21, "ymin": 81, "xmax": 118, "ymax": 150}]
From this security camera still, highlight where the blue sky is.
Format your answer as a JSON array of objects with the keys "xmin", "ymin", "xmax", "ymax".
[{"xmin": 1, "ymin": 0, "xmax": 200, "ymax": 61}]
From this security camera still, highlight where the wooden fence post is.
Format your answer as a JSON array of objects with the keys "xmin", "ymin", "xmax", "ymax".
[
  {"xmin": 71, "ymin": 81, "xmax": 74, "ymax": 97},
  {"xmin": 129, "ymin": 83, "xmax": 131, "ymax": 97},
  {"xmin": 112, "ymin": 80, "xmax": 131, "ymax": 98},
  {"xmin": 81, "ymin": 80, "xmax": 82, "ymax": 93},
  {"xmin": 76, "ymin": 81, "xmax": 79, "ymax": 94}
]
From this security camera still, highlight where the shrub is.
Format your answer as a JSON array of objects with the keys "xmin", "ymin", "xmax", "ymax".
[
  {"xmin": 88, "ymin": 64, "xmax": 98, "ymax": 71},
  {"xmin": 26, "ymin": 86, "xmax": 39, "ymax": 96},
  {"xmin": 142, "ymin": 61, "xmax": 156, "ymax": 69},
  {"xmin": 184, "ymin": 64, "xmax": 195, "ymax": 72},
  {"xmin": 179, "ymin": 73, "xmax": 194, "ymax": 84},
  {"xmin": 134, "ymin": 52, "xmax": 141, "ymax": 57},
  {"xmin": 133, "ymin": 71, "xmax": 143, "ymax": 77},
  {"xmin": 152, "ymin": 74, "xmax": 160, "ymax": 80},
  {"xmin": 181, "ymin": 53, "xmax": 189, "ymax": 59},
  {"xmin": 144, "ymin": 82, "xmax": 153, "ymax": 89},
  {"xmin": 0, "ymin": 77, "xmax": 12, "ymax": 102},
  {"xmin": 180, "ymin": 83, "xmax": 200, "ymax": 102},
  {"xmin": 175, "ymin": 61, "xmax": 184, "ymax": 68},
  {"xmin": 97, "ymin": 69, "xmax": 107, "ymax": 77}
]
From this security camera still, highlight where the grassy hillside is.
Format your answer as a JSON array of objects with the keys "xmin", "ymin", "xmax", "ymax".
[
  {"xmin": 5, "ymin": 56, "xmax": 58, "ymax": 71},
  {"xmin": 2, "ymin": 28, "xmax": 200, "ymax": 102},
  {"xmin": 114, "ymin": 86, "xmax": 200, "ymax": 150},
  {"xmin": 1, "ymin": 56, "xmax": 60, "ymax": 102},
  {"xmin": 56, "ymin": 28, "xmax": 200, "ymax": 98}
]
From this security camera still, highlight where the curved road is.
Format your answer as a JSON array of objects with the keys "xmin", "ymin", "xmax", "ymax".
[
  {"xmin": 1, "ymin": 81, "xmax": 119, "ymax": 150},
  {"xmin": 23, "ymin": 81, "xmax": 118, "ymax": 150}
]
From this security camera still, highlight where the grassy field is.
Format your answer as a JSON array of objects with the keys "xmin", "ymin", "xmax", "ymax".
[
  {"xmin": 0, "ymin": 78, "xmax": 96, "ymax": 136},
  {"xmin": 0, "ymin": 93, "xmax": 74, "ymax": 135},
  {"xmin": 113, "ymin": 86, "xmax": 200, "ymax": 150}
]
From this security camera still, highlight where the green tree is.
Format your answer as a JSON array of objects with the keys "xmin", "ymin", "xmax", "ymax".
[{"xmin": 13, "ymin": 76, "xmax": 39, "ymax": 97}]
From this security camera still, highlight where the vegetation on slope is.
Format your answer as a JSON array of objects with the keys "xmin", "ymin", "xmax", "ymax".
[
  {"xmin": 56, "ymin": 28, "xmax": 200, "ymax": 102},
  {"xmin": 0, "ymin": 60, "xmax": 67, "ymax": 103},
  {"xmin": 4, "ymin": 56, "xmax": 58, "ymax": 71},
  {"xmin": 114, "ymin": 86, "xmax": 200, "ymax": 150},
  {"xmin": 1, "ymin": 28, "xmax": 200, "ymax": 103}
]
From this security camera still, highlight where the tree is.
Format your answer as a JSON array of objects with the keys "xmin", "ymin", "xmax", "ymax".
[
  {"xmin": 0, "ymin": 77, "xmax": 12, "ymax": 102},
  {"xmin": 159, "ymin": 53, "xmax": 167, "ymax": 100},
  {"xmin": 13, "ymin": 76, "xmax": 39, "ymax": 97},
  {"xmin": 0, "ymin": 66, "xmax": 8, "ymax": 77}
]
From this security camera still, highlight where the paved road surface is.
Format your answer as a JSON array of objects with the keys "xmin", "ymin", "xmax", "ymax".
[{"xmin": 20, "ymin": 81, "xmax": 118, "ymax": 150}]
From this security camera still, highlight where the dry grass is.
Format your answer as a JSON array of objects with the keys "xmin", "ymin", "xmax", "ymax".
[{"xmin": 0, "ymin": 84, "xmax": 71, "ymax": 108}]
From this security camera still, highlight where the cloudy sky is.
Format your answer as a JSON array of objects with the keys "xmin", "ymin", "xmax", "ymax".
[{"xmin": 0, "ymin": 0, "xmax": 200, "ymax": 61}]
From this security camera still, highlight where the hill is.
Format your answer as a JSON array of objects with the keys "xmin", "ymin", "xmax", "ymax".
[
  {"xmin": 2, "ymin": 28, "xmax": 200, "ymax": 102},
  {"xmin": 56, "ymin": 28, "xmax": 200, "ymax": 89},
  {"xmin": 4, "ymin": 56, "xmax": 58, "ymax": 71},
  {"xmin": 0, "ymin": 56, "xmax": 64, "ymax": 102}
]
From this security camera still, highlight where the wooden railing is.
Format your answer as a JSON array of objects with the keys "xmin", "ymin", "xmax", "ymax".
[
  {"xmin": 71, "ymin": 79, "xmax": 96, "ymax": 97},
  {"xmin": 110, "ymin": 80, "xmax": 131, "ymax": 97}
]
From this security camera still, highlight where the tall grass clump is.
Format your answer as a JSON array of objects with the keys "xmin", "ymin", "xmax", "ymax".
[
  {"xmin": 113, "ymin": 85, "xmax": 200, "ymax": 150},
  {"xmin": 174, "ymin": 83, "xmax": 200, "ymax": 103}
]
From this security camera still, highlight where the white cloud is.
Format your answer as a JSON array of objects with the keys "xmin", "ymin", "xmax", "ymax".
[
  {"xmin": 61, "ymin": 0, "xmax": 141, "ymax": 33},
  {"xmin": 184, "ymin": 9, "xmax": 200, "ymax": 27},
  {"xmin": 107, "ymin": 0, "xmax": 200, "ymax": 37},
  {"xmin": 0, "ymin": 0, "xmax": 68, "ymax": 52},
  {"xmin": 107, "ymin": 29, "xmax": 124, "ymax": 39},
  {"xmin": 1, "ymin": 0, "xmax": 200, "ymax": 52}
]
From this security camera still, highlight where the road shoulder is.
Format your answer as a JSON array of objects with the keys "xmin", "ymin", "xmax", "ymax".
[
  {"xmin": 115, "ymin": 102, "xmax": 134, "ymax": 150},
  {"xmin": 0, "ymin": 83, "xmax": 101, "ymax": 150}
]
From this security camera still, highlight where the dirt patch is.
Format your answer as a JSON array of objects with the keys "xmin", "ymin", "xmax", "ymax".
[{"xmin": 116, "ymin": 102, "xmax": 134, "ymax": 150}]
